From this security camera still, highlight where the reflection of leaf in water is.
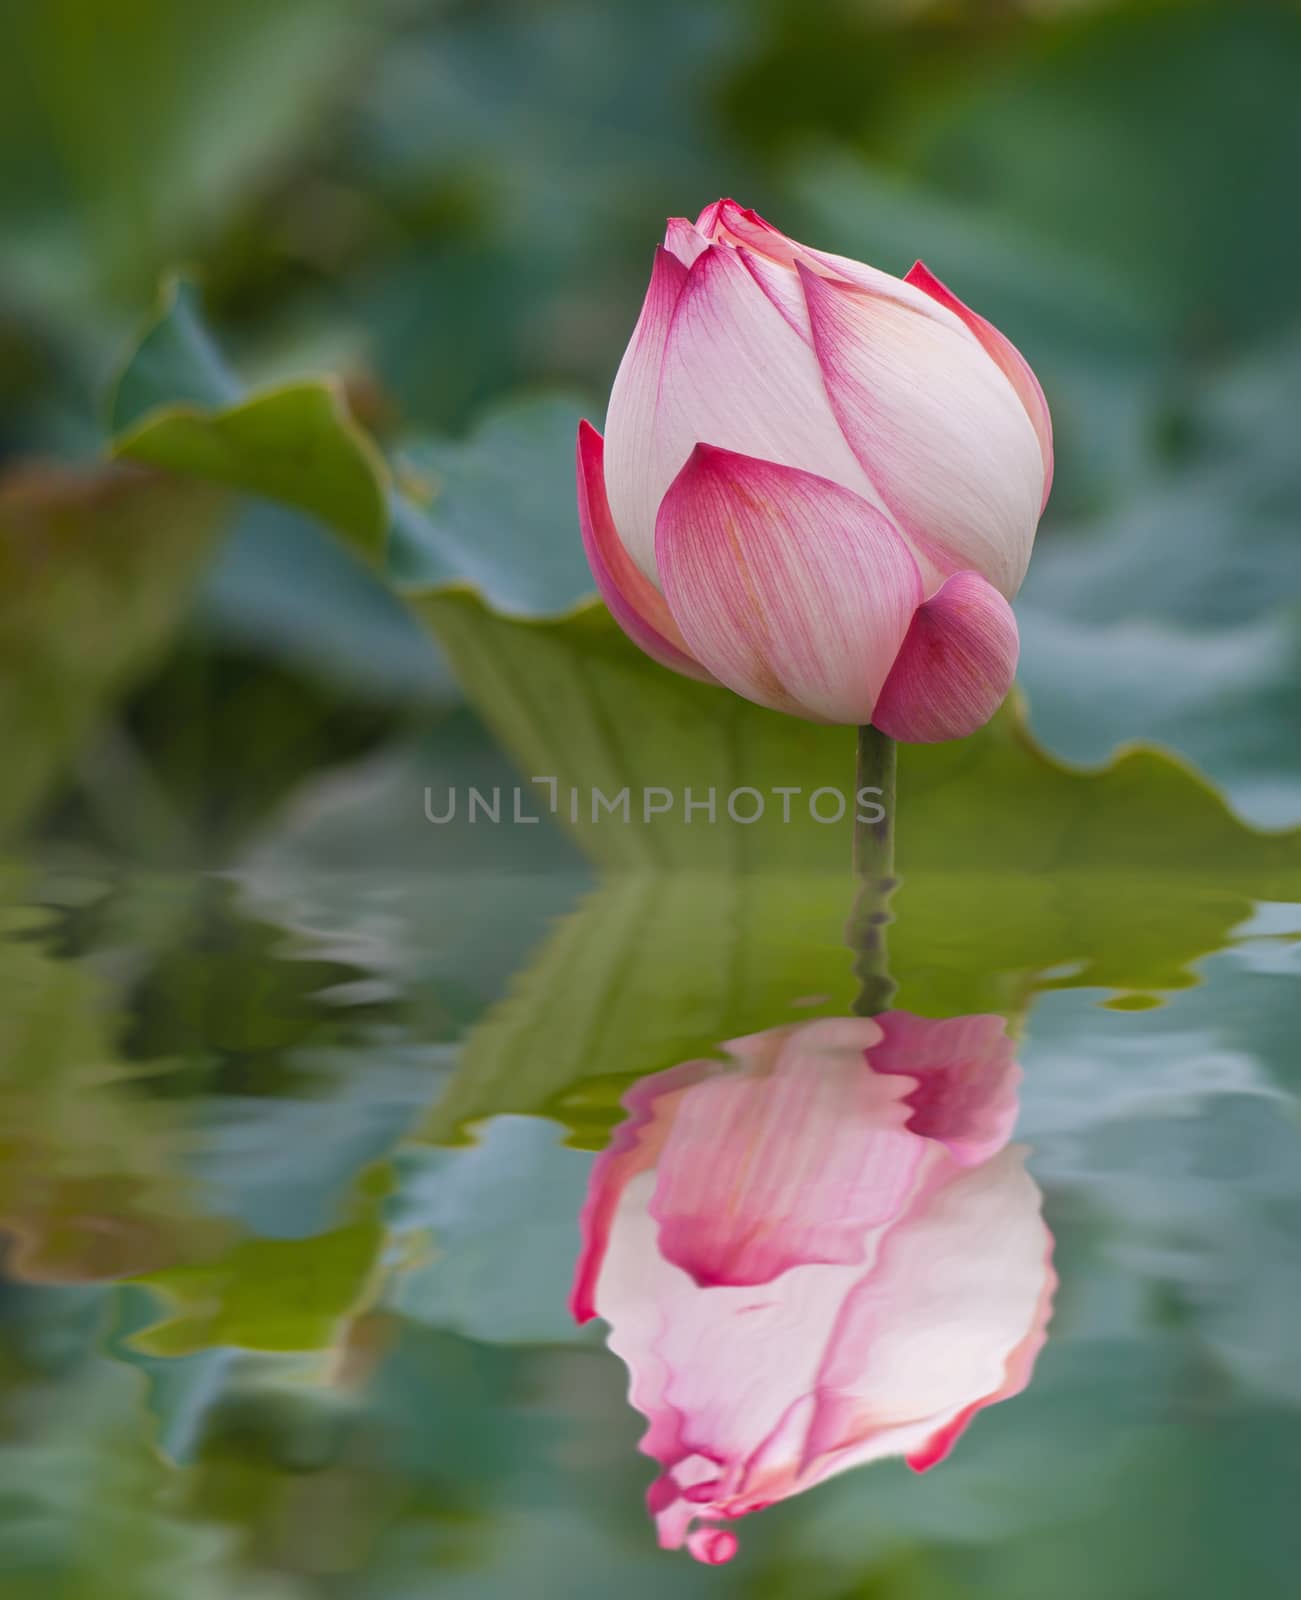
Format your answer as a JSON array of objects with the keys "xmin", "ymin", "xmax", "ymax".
[
  {"xmin": 0, "ymin": 1314, "xmax": 306, "ymax": 1600},
  {"xmin": 0, "ymin": 859, "xmax": 451, "ymax": 1361},
  {"xmin": 0, "ymin": 892, "xmax": 229, "ymax": 1283},
  {"xmin": 98, "ymin": 876, "xmax": 393, "ymax": 1095},
  {"xmin": 127, "ymin": 1164, "xmax": 390, "ymax": 1357},
  {"xmin": 0, "ymin": 463, "xmax": 222, "ymax": 841},
  {"xmin": 388, "ymin": 1119, "xmax": 595, "ymax": 1346},
  {"xmin": 0, "ymin": 869, "xmax": 409, "ymax": 1324},
  {"xmin": 421, "ymin": 873, "xmax": 853, "ymax": 1149}
]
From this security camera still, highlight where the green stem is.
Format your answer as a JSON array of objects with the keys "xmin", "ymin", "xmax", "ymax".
[
  {"xmin": 847, "ymin": 724, "xmax": 898, "ymax": 1017},
  {"xmin": 852, "ymin": 723, "xmax": 895, "ymax": 879}
]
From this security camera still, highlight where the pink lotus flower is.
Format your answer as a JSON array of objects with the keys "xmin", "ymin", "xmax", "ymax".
[
  {"xmin": 572, "ymin": 1012, "xmax": 1055, "ymax": 1563},
  {"xmin": 577, "ymin": 200, "xmax": 1053, "ymax": 737}
]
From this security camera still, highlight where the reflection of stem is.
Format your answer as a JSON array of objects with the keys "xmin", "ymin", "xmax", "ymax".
[{"xmin": 848, "ymin": 725, "xmax": 898, "ymax": 1017}]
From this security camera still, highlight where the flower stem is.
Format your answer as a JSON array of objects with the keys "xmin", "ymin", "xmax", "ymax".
[{"xmin": 847, "ymin": 723, "xmax": 898, "ymax": 1017}]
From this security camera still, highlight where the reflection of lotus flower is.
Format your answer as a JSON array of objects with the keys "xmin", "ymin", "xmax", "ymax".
[
  {"xmin": 578, "ymin": 198, "xmax": 1052, "ymax": 736},
  {"xmin": 572, "ymin": 1013, "xmax": 1055, "ymax": 1564}
]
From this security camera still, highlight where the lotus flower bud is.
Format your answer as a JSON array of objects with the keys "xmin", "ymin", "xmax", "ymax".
[
  {"xmin": 572, "ymin": 1012, "xmax": 1055, "ymax": 1562},
  {"xmin": 577, "ymin": 200, "xmax": 1053, "ymax": 737}
]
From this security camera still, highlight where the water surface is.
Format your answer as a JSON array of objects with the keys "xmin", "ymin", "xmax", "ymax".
[{"xmin": 2, "ymin": 815, "xmax": 1298, "ymax": 1597}]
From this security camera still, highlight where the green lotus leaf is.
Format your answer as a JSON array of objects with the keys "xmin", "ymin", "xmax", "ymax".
[{"xmin": 110, "ymin": 281, "xmax": 389, "ymax": 560}]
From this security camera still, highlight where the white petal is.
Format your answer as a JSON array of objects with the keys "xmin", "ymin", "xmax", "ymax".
[
  {"xmin": 800, "ymin": 264, "xmax": 1045, "ymax": 598},
  {"xmin": 614, "ymin": 243, "xmax": 880, "ymax": 582},
  {"xmin": 602, "ymin": 246, "xmax": 690, "ymax": 588}
]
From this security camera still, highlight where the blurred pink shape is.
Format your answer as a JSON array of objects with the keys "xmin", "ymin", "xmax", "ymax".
[{"xmin": 573, "ymin": 1012, "xmax": 1055, "ymax": 1562}]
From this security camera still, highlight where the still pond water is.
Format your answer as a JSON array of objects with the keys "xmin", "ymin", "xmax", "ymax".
[{"xmin": 2, "ymin": 753, "xmax": 1300, "ymax": 1599}]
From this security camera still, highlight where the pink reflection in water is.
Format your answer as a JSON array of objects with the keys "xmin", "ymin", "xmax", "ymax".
[{"xmin": 572, "ymin": 1012, "xmax": 1055, "ymax": 1562}]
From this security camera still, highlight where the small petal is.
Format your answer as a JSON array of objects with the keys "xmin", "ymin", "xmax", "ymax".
[
  {"xmin": 706, "ymin": 199, "xmax": 790, "ymax": 258},
  {"xmin": 603, "ymin": 246, "xmax": 690, "ymax": 582},
  {"xmin": 576, "ymin": 422, "xmax": 715, "ymax": 684},
  {"xmin": 664, "ymin": 217, "xmax": 711, "ymax": 267},
  {"xmin": 693, "ymin": 198, "xmax": 725, "ymax": 236},
  {"xmin": 905, "ymin": 261, "xmax": 1054, "ymax": 512},
  {"xmin": 872, "ymin": 570, "xmax": 1019, "ymax": 742},
  {"xmin": 655, "ymin": 446, "xmax": 922, "ymax": 723},
  {"xmin": 799, "ymin": 264, "xmax": 1044, "ymax": 597},
  {"xmin": 686, "ymin": 1528, "xmax": 738, "ymax": 1565}
]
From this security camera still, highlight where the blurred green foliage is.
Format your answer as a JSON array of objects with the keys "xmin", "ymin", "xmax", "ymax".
[
  {"xmin": 3, "ymin": 0, "xmax": 1298, "ymax": 818},
  {"xmin": 0, "ymin": 464, "xmax": 223, "ymax": 840},
  {"xmin": 3, "ymin": 1, "xmax": 1301, "ymax": 1597}
]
